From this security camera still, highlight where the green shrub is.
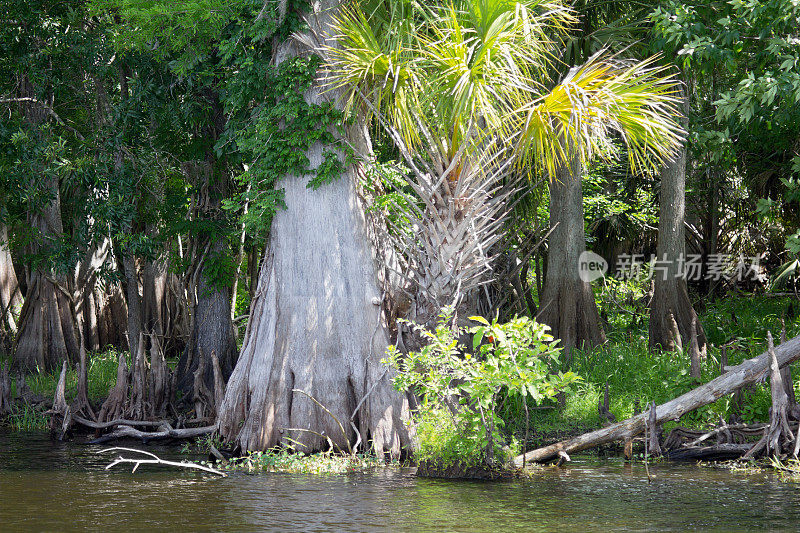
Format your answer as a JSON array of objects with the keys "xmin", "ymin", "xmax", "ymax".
[{"xmin": 384, "ymin": 308, "xmax": 579, "ymax": 469}]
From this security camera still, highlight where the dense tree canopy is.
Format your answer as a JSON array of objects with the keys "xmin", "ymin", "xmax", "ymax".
[{"xmin": 1, "ymin": 0, "xmax": 800, "ymax": 469}]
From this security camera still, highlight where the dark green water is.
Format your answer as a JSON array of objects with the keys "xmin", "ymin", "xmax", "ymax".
[{"xmin": 2, "ymin": 430, "xmax": 800, "ymax": 532}]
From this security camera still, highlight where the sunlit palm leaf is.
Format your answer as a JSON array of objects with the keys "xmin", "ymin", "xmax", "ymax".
[
  {"xmin": 515, "ymin": 52, "xmax": 684, "ymax": 179},
  {"xmin": 317, "ymin": 0, "xmax": 684, "ymax": 318}
]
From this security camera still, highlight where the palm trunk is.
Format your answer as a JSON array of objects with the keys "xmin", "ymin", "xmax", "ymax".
[
  {"xmin": 649, "ymin": 89, "xmax": 706, "ymax": 352},
  {"xmin": 538, "ymin": 151, "xmax": 605, "ymax": 361},
  {"xmin": 218, "ymin": 1, "xmax": 413, "ymax": 457}
]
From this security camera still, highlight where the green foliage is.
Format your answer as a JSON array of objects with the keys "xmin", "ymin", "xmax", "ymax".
[
  {"xmin": 220, "ymin": 449, "xmax": 385, "ymax": 474},
  {"xmin": 223, "ymin": 55, "xmax": 351, "ymax": 241},
  {"xmin": 582, "ymin": 156, "xmax": 658, "ymax": 257},
  {"xmin": 524, "ymin": 295, "xmax": 800, "ymax": 442},
  {"xmin": 651, "ymin": 0, "xmax": 800, "ymax": 268},
  {"xmin": 328, "ymin": 0, "xmax": 683, "ymax": 182},
  {"xmin": 19, "ymin": 347, "xmax": 125, "ymax": 403},
  {"xmin": 385, "ymin": 308, "xmax": 578, "ymax": 467},
  {"xmin": 180, "ymin": 432, "xmax": 227, "ymax": 455},
  {"xmin": 2, "ymin": 347, "xmax": 126, "ymax": 431}
]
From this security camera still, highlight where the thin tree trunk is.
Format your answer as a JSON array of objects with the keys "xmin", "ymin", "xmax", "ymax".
[
  {"xmin": 230, "ymin": 184, "xmax": 251, "ymax": 320},
  {"xmin": 0, "ymin": 224, "xmax": 22, "ymax": 333},
  {"xmin": 177, "ymin": 238, "xmax": 238, "ymax": 390},
  {"xmin": 218, "ymin": 1, "xmax": 413, "ymax": 457},
  {"xmin": 142, "ymin": 254, "xmax": 167, "ymax": 342},
  {"xmin": 122, "ymin": 253, "xmax": 143, "ymax": 358},
  {"xmin": 649, "ymin": 88, "xmax": 707, "ymax": 352},
  {"xmin": 538, "ymin": 150, "xmax": 605, "ymax": 362},
  {"xmin": 114, "ymin": 64, "xmax": 143, "ymax": 358},
  {"xmin": 175, "ymin": 156, "xmax": 237, "ymax": 393}
]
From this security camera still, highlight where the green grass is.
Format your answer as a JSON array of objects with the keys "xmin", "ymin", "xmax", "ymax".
[
  {"xmin": 12, "ymin": 347, "xmax": 127, "ymax": 403},
  {"xmin": 6, "ymin": 403, "xmax": 49, "ymax": 431},
  {"xmin": 506, "ymin": 294, "xmax": 800, "ymax": 445},
  {"xmin": 2, "ymin": 347, "xmax": 129, "ymax": 430}
]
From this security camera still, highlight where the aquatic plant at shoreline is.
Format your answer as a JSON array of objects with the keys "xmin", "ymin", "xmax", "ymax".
[
  {"xmin": 218, "ymin": 449, "xmax": 387, "ymax": 475},
  {"xmin": 6, "ymin": 404, "xmax": 49, "ymax": 431}
]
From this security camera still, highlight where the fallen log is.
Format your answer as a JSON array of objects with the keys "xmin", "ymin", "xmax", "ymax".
[
  {"xmin": 87, "ymin": 422, "xmax": 218, "ymax": 444},
  {"xmin": 664, "ymin": 443, "xmax": 753, "ymax": 461},
  {"xmin": 514, "ymin": 333, "xmax": 800, "ymax": 466},
  {"xmin": 72, "ymin": 416, "xmax": 167, "ymax": 430}
]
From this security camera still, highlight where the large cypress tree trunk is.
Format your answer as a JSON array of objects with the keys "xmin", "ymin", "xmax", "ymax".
[
  {"xmin": 13, "ymin": 75, "xmax": 80, "ymax": 372},
  {"xmin": 649, "ymin": 91, "xmax": 706, "ymax": 352},
  {"xmin": 538, "ymin": 153, "xmax": 605, "ymax": 361},
  {"xmin": 13, "ymin": 172, "xmax": 80, "ymax": 372},
  {"xmin": 218, "ymin": 0, "xmax": 413, "ymax": 457}
]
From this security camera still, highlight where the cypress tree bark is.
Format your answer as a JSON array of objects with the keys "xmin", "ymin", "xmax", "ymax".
[
  {"xmin": 0, "ymin": 224, "xmax": 22, "ymax": 333},
  {"xmin": 649, "ymin": 89, "xmax": 707, "ymax": 353},
  {"xmin": 13, "ymin": 75, "xmax": 80, "ymax": 372},
  {"xmin": 538, "ymin": 151, "xmax": 605, "ymax": 361},
  {"xmin": 218, "ymin": 0, "xmax": 413, "ymax": 457}
]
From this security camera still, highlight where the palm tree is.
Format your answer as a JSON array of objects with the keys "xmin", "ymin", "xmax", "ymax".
[{"xmin": 320, "ymin": 0, "xmax": 683, "ymax": 339}]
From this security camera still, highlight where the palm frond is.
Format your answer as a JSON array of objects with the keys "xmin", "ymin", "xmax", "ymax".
[{"xmin": 515, "ymin": 52, "xmax": 684, "ymax": 180}]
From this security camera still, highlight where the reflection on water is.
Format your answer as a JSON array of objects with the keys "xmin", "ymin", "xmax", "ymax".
[{"xmin": 2, "ymin": 429, "xmax": 800, "ymax": 532}]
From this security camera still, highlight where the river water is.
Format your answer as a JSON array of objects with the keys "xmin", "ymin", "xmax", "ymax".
[{"xmin": 2, "ymin": 430, "xmax": 800, "ymax": 531}]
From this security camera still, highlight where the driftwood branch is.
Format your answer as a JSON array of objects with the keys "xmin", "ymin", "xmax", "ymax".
[
  {"xmin": 73, "ymin": 416, "xmax": 167, "ymax": 430},
  {"xmin": 98, "ymin": 447, "xmax": 226, "ymax": 477},
  {"xmin": 515, "ymin": 333, "xmax": 800, "ymax": 465}
]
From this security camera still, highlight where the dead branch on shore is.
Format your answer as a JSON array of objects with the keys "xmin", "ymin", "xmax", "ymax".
[
  {"xmin": 88, "ymin": 421, "xmax": 219, "ymax": 444},
  {"xmin": 47, "ymin": 361, "xmax": 71, "ymax": 439},
  {"xmin": 98, "ymin": 447, "xmax": 226, "ymax": 476},
  {"xmin": 515, "ymin": 332, "xmax": 800, "ymax": 466}
]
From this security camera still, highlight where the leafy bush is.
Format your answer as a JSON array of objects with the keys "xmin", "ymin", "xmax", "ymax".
[{"xmin": 384, "ymin": 308, "xmax": 579, "ymax": 469}]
